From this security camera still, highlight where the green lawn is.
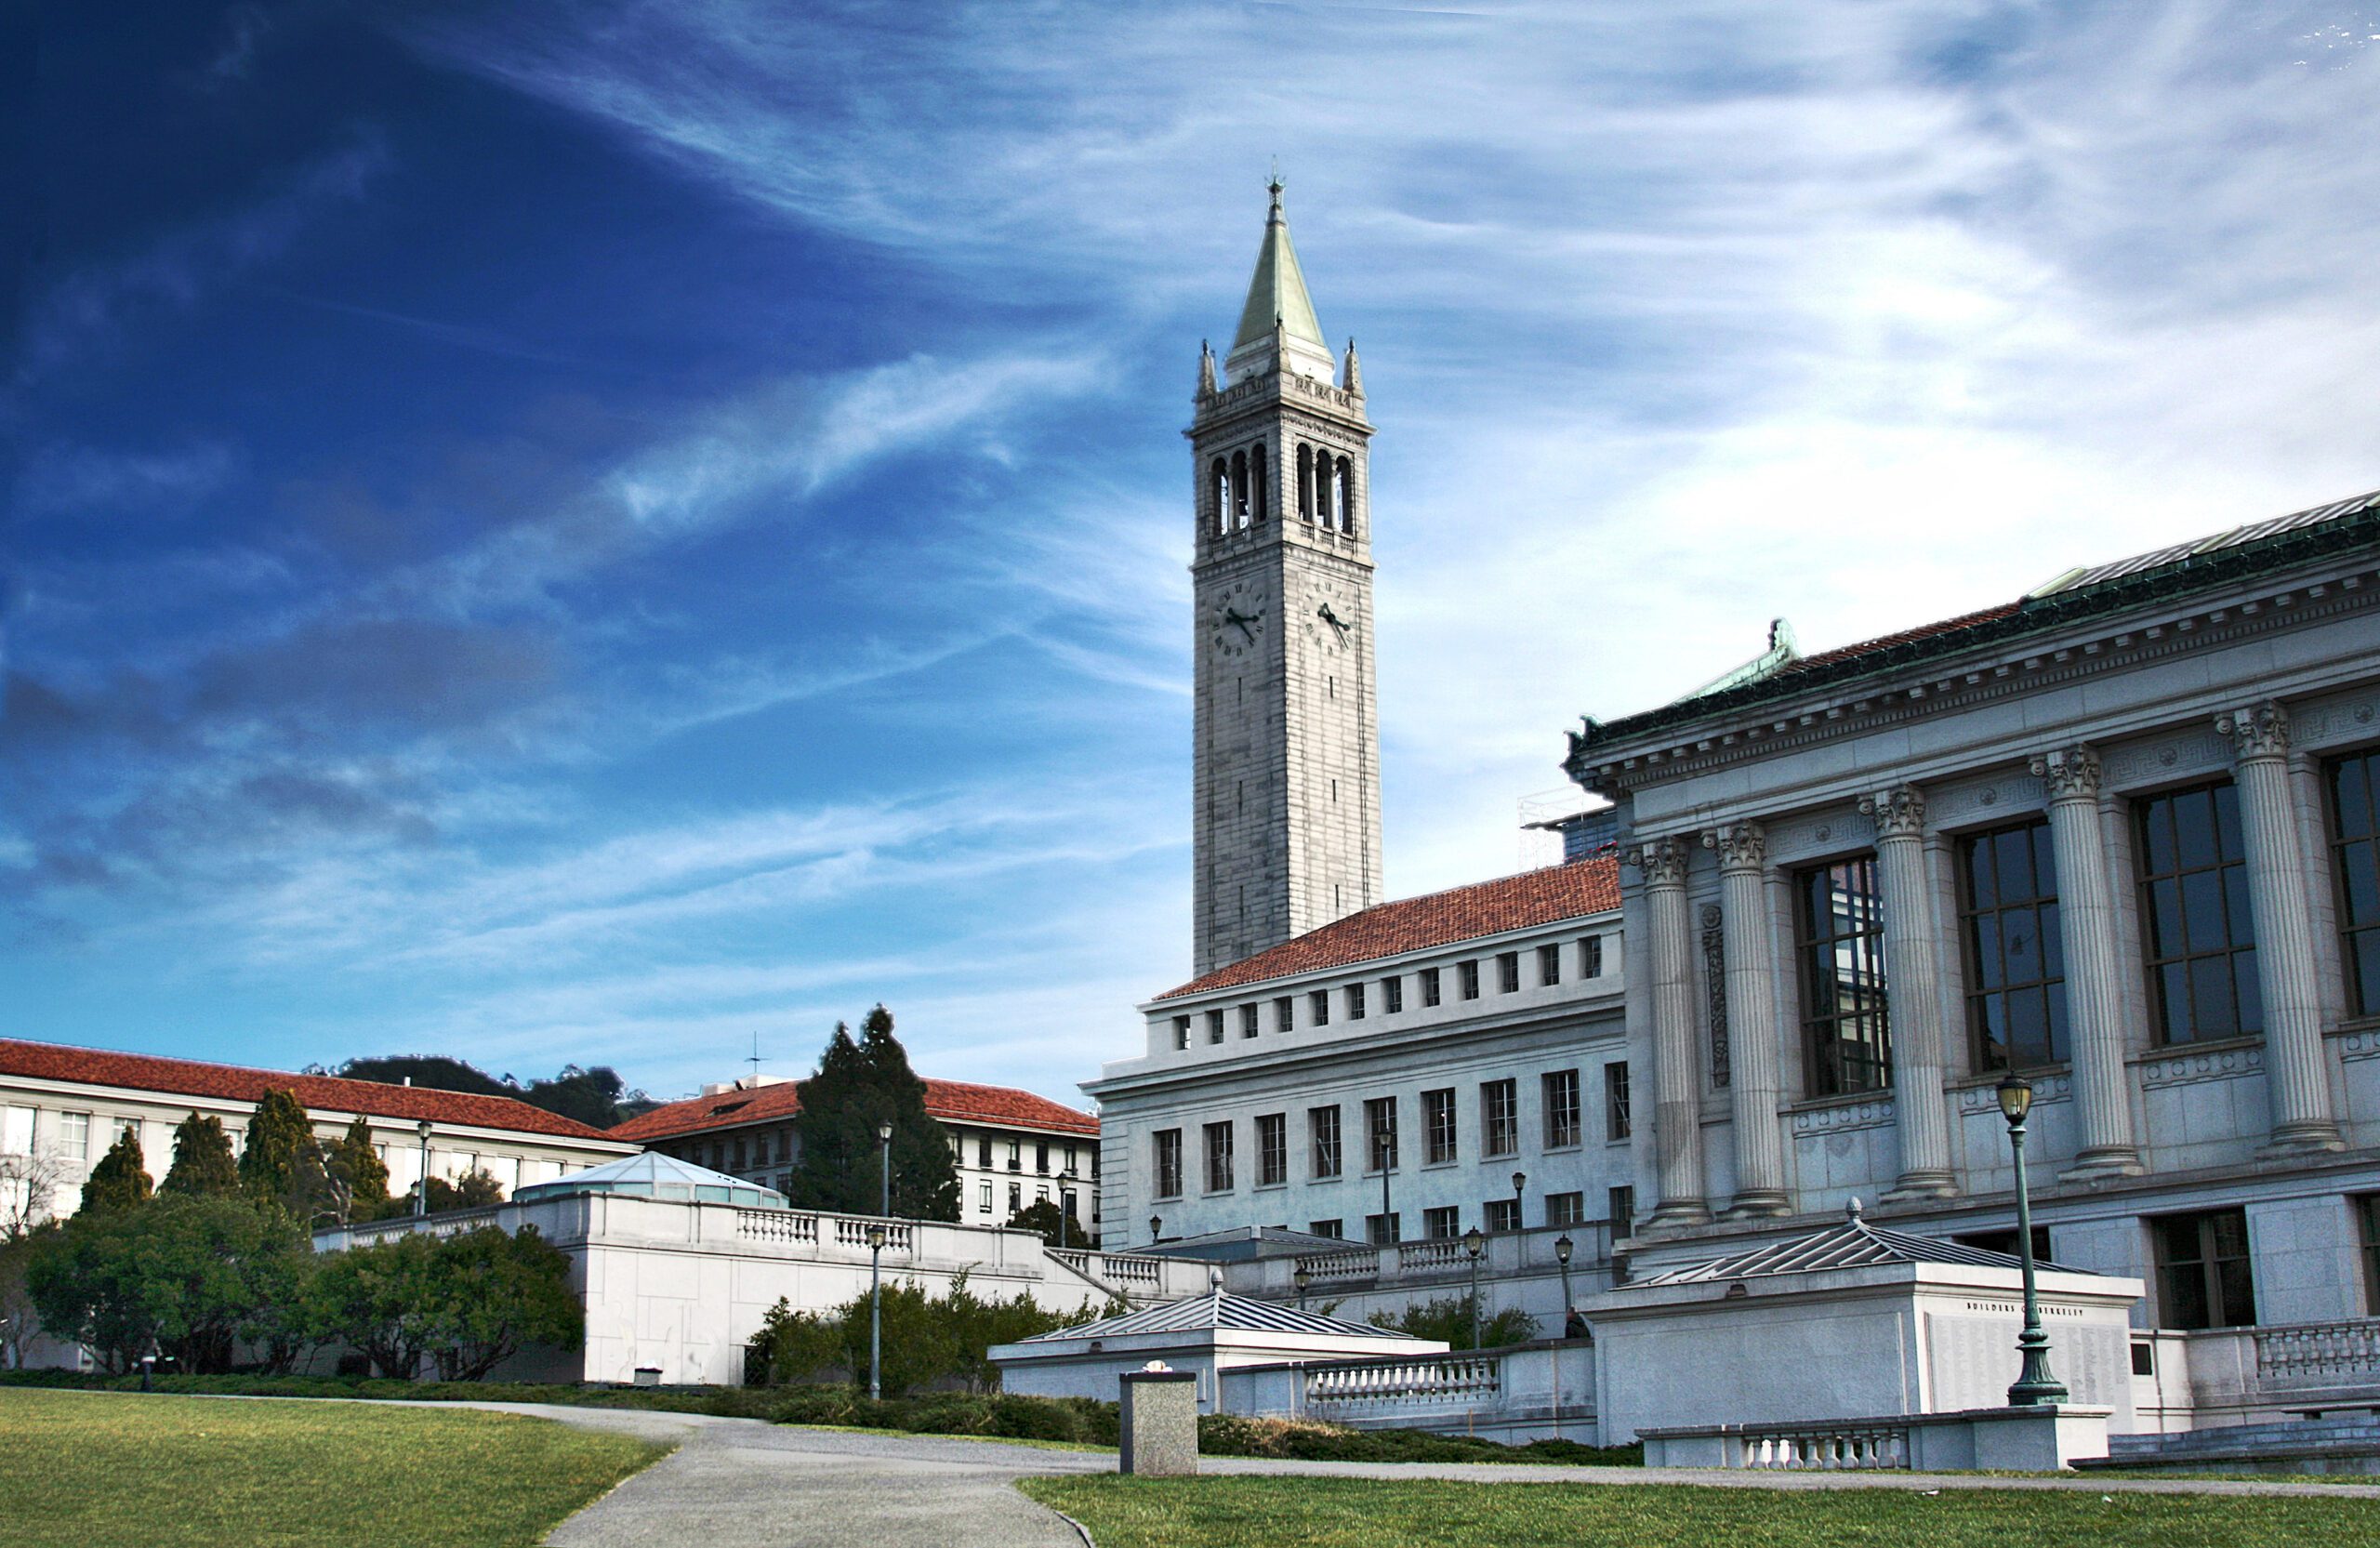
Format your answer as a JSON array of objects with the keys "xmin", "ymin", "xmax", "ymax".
[
  {"xmin": 0, "ymin": 1389, "xmax": 665, "ymax": 1548},
  {"xmin": 1019, "ymin": 1475, "xmax": 2378, "ymax": 1548}
]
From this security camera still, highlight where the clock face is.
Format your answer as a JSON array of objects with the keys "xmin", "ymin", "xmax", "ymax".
[
  {"xmin": 1304, "ymin": 576, "xmax": 1355, "ymax": 651},
  {"xmin": 1210, "ymin": 577, "xmax": 1267, "ymax": 658}
]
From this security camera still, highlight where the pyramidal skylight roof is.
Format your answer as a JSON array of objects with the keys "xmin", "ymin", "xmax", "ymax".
[
  {"xmin": 1019, "ymin": 1286, "xmax": 1407, "ymax": 1343},
  {"xmin": 513, "ymin": 1149, "xmax": 787, "ymax": 1210},
  {"xmin": 1635, "ymin": 1199, "xmax": 2089, "ymax": 1286}
]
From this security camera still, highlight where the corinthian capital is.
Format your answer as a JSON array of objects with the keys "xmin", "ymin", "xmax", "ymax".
[
  {"xmin": 1857, "ymin": 786, "xmax": 1926, "ymax": 840},
  {"xmin": 1625, "ymin": 835, "xmax": 1692, "ymax": 888},
  {"xmin": 2215, "ymin": 700, "xmax": 2292, "ymax": 761},
  {"xmin": 1699, "ymin": 820, "xmax": 1768, "ymax": 871},
  {"xmin": 2028, "ymin": 745, "xmax": 2102, "ymax": 801}
]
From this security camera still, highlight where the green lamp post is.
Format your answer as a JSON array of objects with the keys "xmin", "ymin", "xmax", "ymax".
[
  {"xmin": 1997, "ymin": 1070, "xmax": 2069, "ymax": 1407},
  {"xmin": 1462, "ymin": 1225, "xmax": 1487, "ymax": 1350}
]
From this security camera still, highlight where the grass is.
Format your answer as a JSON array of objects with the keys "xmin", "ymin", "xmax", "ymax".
[
  {"xmin": 0, "ymin": 1388, "xmax": 666, "ymax": 1548},
  {"xmin": 1018, "ymin": 1475, "xmax": 2380, "ymax": 1548}
]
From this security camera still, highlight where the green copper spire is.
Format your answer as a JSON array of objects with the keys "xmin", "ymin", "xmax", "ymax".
[{"xmin": 1230, "ymin": 178, "xmax": 1328, "ymax": 356}]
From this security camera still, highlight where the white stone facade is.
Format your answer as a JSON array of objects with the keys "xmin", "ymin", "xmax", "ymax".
[{"xmin": 1565, "ymin": 494, "xmax": 2380, "ymax": 1409}]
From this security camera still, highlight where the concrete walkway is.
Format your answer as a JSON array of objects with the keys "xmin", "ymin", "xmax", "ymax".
[{"xmin": 449, "ymin": 1400, "xmax": 2377, "ymax": 1547}]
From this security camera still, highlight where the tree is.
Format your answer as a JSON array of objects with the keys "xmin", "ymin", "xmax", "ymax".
[
  {"xmin": 1367, "ymin": 1294, "xmax": 1540, "ymax": 1350},
  {"xmin": 308, "ymin": 1231, "xmax": 442, "ymax": 1379},
  {"xmin": 1004, "ymin": 1198, "xmax": 1095, "ymax": 1250},
  {"xmin": 336, "ymin": 1056, "xmax": 653, "ymax": 1127},
  {"xmin": 0, "ymin": 1145, "xmax": 68, "ymax": 1237},
  {"xmin": 753, "ymin": 1296, "xmax": 845, "ymax": 1385},
  {"xmin": 324, "ymin": 1117, "xmax": 391, "ymax": 1224},
  {"xmin": 239, "ymin": 1088, "xmax": 317, "ymax": 1211},
  {"xmin": 785, "ymin": 1006, "xmax": 959, "ymax": 1221},
  {"xmin": 160, "ymin": 1113, "xmax": 240, "ymax": 1198},
  {"xmin": 420, "ymin": 1225, "xmax": 581, "ymax": 1381},
  {"xmin": 25, "ymin": 1195, "xmax": 310, "ymax": 1373},
  {"xmin": 79, "ymin": 1128, "xmax": 152, "ymax": 1213},
  {"xmin": 0, "ymin": 1225, "xmax": 58, "ymax": 1369},
  {"xmin": 405, "ymin": 1165, "xmax": 505, "ymax": 1215}
]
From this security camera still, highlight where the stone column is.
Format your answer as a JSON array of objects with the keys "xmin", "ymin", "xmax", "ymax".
[
  {"xmin": 2216, "ymin": 701, "xmax": 2346, "ymax": 1154},
  {"xmin": 1631, "ymin": 836, "xmax": 1709, "ymax": 1225},
  {"xmin": 2028, "ymin": 746, "xmax": 2142, "ymax": 1177},
  {"xmin": 1859, "ymin": 786, "xmax": 1955, "ymax": 1199},
  {"xmin": 1703, "ymin": 821, "xmax": 1790, "ymax": 1216}
]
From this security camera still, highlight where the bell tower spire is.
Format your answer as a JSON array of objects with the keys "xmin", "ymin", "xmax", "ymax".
[{"xmin": 1186, "ymin": 182, "xmax": 1382, "ymax": 975}]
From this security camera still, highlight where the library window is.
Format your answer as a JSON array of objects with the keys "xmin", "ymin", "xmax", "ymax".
[
  {"xmin": 1311, "ymin": 989, "xmax": 1331, "ymax": 1026},
  {"xmin": 1421, "ymin": 967, "xmax": 1443, "ymax": 1007},
  {"xmin": 1308, "ymin": 1218, "xmax": 1343, "ymax": 1239},
  {"xmin": 1203, "ymin": 1121, "xmax": 1235, "ymax": 1193},
  {"xmin": 1482, "ymin": 1078, "xmax": 1519, "ymax": 1158},
  {"xmin": 1498, "ymin": 952, "xmax": 1520, "ymax": 993},
  {"xmin": 1608, "ymin": 1185, "xmax": 1636, "ymax": 1237},
  {"xmin": 2327, "ymin": 748, "xmax": 2380, "ymax": 1016},
  {"xmin": 2358, "ymin": 1196, "xmax": 2380, "ymax": 1315},
  {"xmin": 1347, "ymin": 981, "xmax": 1367, "ymax": 1020},
  {"xmin": 1539, "ymin": 942, "xmax": 1561, "ymax": 986},
  {"xmin": 1545, "ymin": 1190, "xmax": 1586, "ymax": 1227},
  {"xmin": 1485, "ymin": 1198, "xmax": 1521, "ymax": 1233},
  {"xmin": 1276, "ymin": 995, "xmax": 1295, "ymax": 1033},
  {"xmin": 1153, "ymin": 1130, "xmax": 1183, "ymax": 1199},
  {"xmin": 1580, "ymin": 935, "xmax": 1605, "ymax": 978},
  {"xmin": 2152, "ymin": 1208, "xmax": 2256, "ymax": 1330},
  {"xmin": 1460, "ymin": 959, "xmax": 1481, "ymax": 1000},
  {"xmin": 1368, "ymin": 1211, "xmax": 1402, "ymax": 1245},
  {"xmin": 1423, "ymin": 1087, "xmax": 1458, "ymax": 1164},
  {"xmin": 1206, "ymin": 1009, "xmax": 1225, "ymax": 1045},
  {"xmin": 1171, "ymin": 1015, "xmax": 1190, "ymax": 1051},
  {"xmin": 1240, "ymin": 1004, "xmax": 1260, "ymax": 1039},
  {"xmin": 2136, "ymin": 780, "xmax": 2261, "ymax": 1045},
  {"xmin": 1959, "ymin": 816, "xmax": 2069, "ymax": 1071},
  {"xmin": 1422, "ymin": 1205, "xmax": 1461, "ymax": 1239},
  {"xmin": 1309, "ymin": 1105, "xmax": 1342, "ymax": 1179},
  {"xmin": 1382, "ymin": 975, "xmax": 1404, "ymax": 1013},
  {"xmin": 1605, "ymin": 1063, "xmax": 1632, "ymax": 1141},
  {"xmin": 1796, "ymin": 855, "xmax": 1894, "ymax": 1095},
  {"xmin": 1542, "ymin": 1068, "xmax": 1581, "ymax": 1148},
  {"xmin": 1256, "ymin": 1113, "xmax": 1288, "ymax": 1186},
  {"xmin": 1365, "ymin": 1097, "xmax": 1399, "ymax": 1172}
]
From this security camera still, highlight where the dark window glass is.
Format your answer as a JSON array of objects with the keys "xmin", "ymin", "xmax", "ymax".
[
  {"xmin": 1796, "ymin": 856, "xmax": 1894, "ymax": 1096},
  {"xmin": 1580, "ymin": 936, "xmax": 1605, "ymax": 978},
  {"xmin": 2136, "ymin": 781, "xmax": 2260, "ymax": 1045},
  {"xmin": 1539, "ymin": 943, "xmax": 1562, "ymax": 986},
  {"xmin": 1421, "ymin": 968, "xmax": 1443, "ymax": 1007},
  {"xmin": 1605, "ymin": 1062, "xmax": 1632, "ymax": 1140},
  {"xmin": 2329, "ymin": 748, "xmax": 2380, "ymax": 1017},
  {"xmin": 1546, "ymin": 1191, "xmax": 1586, "ymax": 1227},
  {"xmin": 1460, "ymin": 959, "xmax": 1481, "ymax": 999},
  {"xmin": 1310, "ymin": 989, "xmax": 1331, "ymax": 1026},
  {"xmin": 976, "ymin": 1134, "xmax": 992, "ymax": 1169},
  {"xmin": 1240, "ymin": 1004, "xmax": 1260, "ymax": 1039},
  {"xmin": 1367, "ymin": 1211, "xmax": 1401, "ymax": 1245},
  {"xmin": 1498, "ymin": 952, "xmax": 1521, "ymax": 993},
  {"xmin": 1276, "ymin": 995, "xmax": 1295, "ymax": 1032},
  {"xmin": 1422, "ymin": 1205, "xmax": 1461, "ymax": 1239},
  {"xmin": 1365, "ymin": 1097, "xmax": 1398, "ymax": 1171},
  {"xmin": 1154, "ymin": 1130, "xmax": 1182, "ymax": 1199},
  {"xmin": 2151, "ymin": 1208, "xmax": 2255, "ymax": 1329},
  {"xmin": 1255, "ymin": 1114, "xmax": 1287, "ymax": 1187},
  {"xmin": 2359, "ymin": 1196, "xmax": 2380, "ymax": 1316},
  {"xmin": 1171, "ymin": 1015, "xmax": 1189, "ymax": 1051},
  {"xmin": 1484, "ymin": 1199, "xmax": 1522, "ymax": 1233},
  {"xmin": 1423, "ymin": 1087, "xmax": 1458, "ymax": 1163},
  {"xmin": 1608, "ymin": 1185, "xmax": 1635, "ymax": 1238},
  {"xmin": 1202, "ymin": 1121, "xmax": 1234, "ymax": 1192},
  {"xmin": 1481, "ymin": 1078, "xmax": 1518, "ymax": 1158},
  {"xmin": 1347, "ymin": 981, "xmax": 1368, "ymax": 1020},
  {"xmin": 1383, "ymin": 976, "xmax": 1405, "ymax": 1014},
  {"xmin": 1205, "ymin": 1009, "xmax": 1225, "ymax": 1045},
  {"xmin": 1960, "ymin": 817, "xmax": 2069, "ymax": 1072},
  {"xmin": 1309, "ymin": 1105, "xmax": 1342, "ymax": 1179},
  {"xmin": 1308, "ymin": 1218, "xmax": 1343, "ymax": 1239},
  {"xmin": 1543, "ymin": 1069, "xmax": 1581, "ymax": 1147}
]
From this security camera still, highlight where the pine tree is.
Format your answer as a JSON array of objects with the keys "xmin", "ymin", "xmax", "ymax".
[
  {"xmin": 785, "ymin": 1006, "xmax": 959, "ymax": 1221},
  {"xmin": 79, "ymin": 1128, "xmax": 152, "ymax": 1213},
  {"xmin": 326, "ymin": 1116, "xmax": 391, "ymax": 1223},
  {"xmin": 160, "ymin": 1112, "xmax": 239, "ymax": 1197},
  {"xmin": 239, "ymin": 1088, "xmax": 320, "ymax": 1212}
]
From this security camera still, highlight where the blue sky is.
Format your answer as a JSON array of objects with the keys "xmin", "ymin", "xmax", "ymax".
[{"xmin": 7, "ymin": 3, "xmax": 2380, "ymax": 1108}]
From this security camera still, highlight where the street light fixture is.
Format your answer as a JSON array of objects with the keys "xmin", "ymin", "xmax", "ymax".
[
  {"xmin": 1462, "ymin": 1225, "xmax": 1487, "ymax": 1350},
  {"xmin": 1511, "ymin": 1171, "xmax": 1527, "ymax": 1226},
  {"xmin": 1996, "ymin": 1071, "xmax": 2068, "ymax": 1407},
  {"xmin": 1058, "ymin": 1168, "xmax": 1077, "ymax": 1251},
  {"xmin": 869, "ymin": 1121, "xmax": 893, "ymax": 1403},
  {"xmin": 1148, "ymin": 1214, "xmax": 1162, "ymax": 1245},
  {"xmin": 1292, "ymin": 1264, "xmax": 1313, "ymax": 1310},
  {"xmin": 415, "ymin": 1119, "xmax": 433, "ymax": 1218},
  {"xmin": 1554, "ymin": 1232, "xmax": 1580, "ymax": 1339}
]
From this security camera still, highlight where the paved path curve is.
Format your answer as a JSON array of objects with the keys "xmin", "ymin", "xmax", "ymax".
[{"xmin": 456, "ymin": 1400, "xmax": 2378, "ymax": 1547}]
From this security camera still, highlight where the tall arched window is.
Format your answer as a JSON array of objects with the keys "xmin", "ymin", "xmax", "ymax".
[
  {"xmin": 1211, "ymin": 458, "xmax": 1230, "ymax": 537},
  {"xmin": 1230, "ymin": 449, "xmax": 1250, "ymax": 531},
  {"xmin": 1314, "ymin": 452, "xmax": 1333, "ymax": 530},
  {"xmin": 1334, "ymin": 457, "xmax": 1354, "ymax": 534},
  {"xmin": 1250, "ymin": 444, "xmax": 1269, "ymax": 523},
  {"xmin": 1297, "ymin": 444, "xmax": 1315, "ymax": 521}
]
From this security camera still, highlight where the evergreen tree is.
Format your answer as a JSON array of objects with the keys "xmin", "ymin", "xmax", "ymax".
[
  {"xmin": 78, "ymin": 1128, "xmax": 152, "ymax": 1213},
  {"xmin": 325, "ymin": 1116, "xmax": 391, "ymax": 1223},
  {"xmin": 160, "ymin": 1112, "xmax": 240, "ymax": 1197},
  {"xmin": 785, "ymin": 1006, "xmax": 959, "ymax": 1221},
  {"xmin": 239, "ymin": 1088, "xmax": 322, "ymax": 1213}
]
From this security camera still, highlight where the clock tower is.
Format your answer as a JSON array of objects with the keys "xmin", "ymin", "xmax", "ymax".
[{"xmin": 1188, "ymin": 182, "xmax": 1382, "ymax": 976}]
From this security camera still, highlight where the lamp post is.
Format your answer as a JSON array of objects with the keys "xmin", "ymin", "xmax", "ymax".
[
  {"xmin": 1462, "ymin": 1225, "xmax": 1486, "ymax": 1350},
  {"xmin": 869, "ymin": 1121, "xmax": 892, "ymax": 1402},
  {"xmin": 1554, "ymin": 1232, "xmax": 1579, "ymax": 1338},
  {"xmin": 1293, "ymin": 1264, "xmax": 1313, "ymax": 1310},
  {"xmin": 1148, "ymin": 1214, "xmax": 1162, "ymax": 1245},
  {"xmin": 415, "ymin": 1119, "xmax": 433, "ymax": 1218},
  {"xmin": 1511, "ymin": 1170, "xmax": 1527, "ymax": 1229},
  {"xmin": 1997, "ymin": 1071, "xmax": 2068, "ymax": 1407},
  {"xmin": 1058, "ymin": 1168, "xmax": 1076, "ymax": 1250}
]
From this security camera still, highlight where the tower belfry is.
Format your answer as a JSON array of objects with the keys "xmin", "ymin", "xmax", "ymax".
[{"xmin": 1187, "ymin": 182, "xmax": 1382, "ymax": 975}]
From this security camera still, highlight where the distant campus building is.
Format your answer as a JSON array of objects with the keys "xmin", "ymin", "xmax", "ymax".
[
  {"xmin": 1090, "ymin": 187, "xmax": 2380, "ymax": 1438},
  {"xmin": 0, "ymin": 1038, "xmax": 634, "ymax": 1226},
  {"xmin": 614, "ymin": 1075, "xmax": 1102, "ymax": 1238}
]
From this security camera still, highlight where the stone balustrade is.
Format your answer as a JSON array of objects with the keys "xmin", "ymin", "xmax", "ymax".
[
  {"xmin": 2254, "ymin": 1319, "xmax": 2380, "ymax": 1385},
  {"xmin": 1732, "ymin": 1421, "xmax": 1911, "ymax": 1470},
  {"xmin": 1050, "ymin": 1249, "xmax": 1165, "ymax": 1289},
  {"xmin": 1306, "ymin": 1353, "xmax": 1501, "ymax": 1409}
]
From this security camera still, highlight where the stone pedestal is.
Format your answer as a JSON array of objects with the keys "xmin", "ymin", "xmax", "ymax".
[{"xmin": 1119, "ymin": 1369, "xmax": 1200, "ymax": 1476}]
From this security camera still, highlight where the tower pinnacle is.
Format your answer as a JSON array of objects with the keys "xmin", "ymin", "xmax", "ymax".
[{"xmin": 1226, "ymin": 180, "xmax": 1337, "ymax": 384}]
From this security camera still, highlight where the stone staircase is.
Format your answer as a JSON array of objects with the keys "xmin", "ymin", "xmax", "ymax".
[{"xmin": 2084, "ymin": 1414, "xmax": 2380, "ymax": 1475}]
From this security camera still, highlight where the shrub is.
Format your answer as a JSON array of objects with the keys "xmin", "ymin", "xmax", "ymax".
[{"xmin": 1366, "ymin": 1292, "xmax": 1541, "ymax": 1349}]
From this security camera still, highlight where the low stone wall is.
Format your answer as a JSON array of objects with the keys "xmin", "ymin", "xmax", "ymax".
[{"xmin": 1641, "ymin": 1405, "xmax": 2114, "ymax": 1473}]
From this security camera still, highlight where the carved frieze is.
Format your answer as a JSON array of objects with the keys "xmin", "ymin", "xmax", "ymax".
[
  {"xmin": 2028, "ymin": 745, "xmax": 2102, "ymax": 801},
  {"xmin": 1858, "ymin": 785, "xmax": 1927, "ymax": 840},
  {"xmin": 2135, "ymin": 1041, "xmax": 2266, "ymax": 1089},
  {"xmin": 2287, "ymin": 695, "xmax": 2380, "ymax": 753},
  {"xmin": 1789, "ymin": 1097, "xmax": 1897, "ymax": 1134},
  {"xmin": 2099, "ymin": 729, "xmax": 2231, "ymax": 790},
  {"xmin": 1925, "ymin": 774, "xmax": 2047, "ymax": 830},
  {"xmin": 1954, "ymin": 1072, "xmax": 2072, "ymax": 1113},
  {"xmin": 1702, "ymin": 820, "xmax": 1768, "ymax": 871},
  {"xmin": 1626, "ymin": 835, "xmax": 1692, "ymax": 888},
  {"xmin": 2215, "ymin": 700, "xmax": 2292, "ymax": 761}
]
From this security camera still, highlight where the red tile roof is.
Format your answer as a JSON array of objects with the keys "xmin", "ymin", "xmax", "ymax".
[
  {"xmin": 1771, "ymin": 602, "xmax": 2023, "ymax": 677},
  {"xmin": 609, "ymin": 1076, "xmax": 1099, "ymax": 1144},
  {"xmin": 1160, "ymin": 855, "xmax": 1622, "ymax": 999},
  {"xmin": 0, "ymin": 1039, "xmax": 620, "ymax": 1141}
]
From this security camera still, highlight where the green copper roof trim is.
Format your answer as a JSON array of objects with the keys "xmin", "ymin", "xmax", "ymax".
[
  {"xmin": 1567, "ymin": 494, "xmax": 2380, "ymax": 762},
  {"xmin": 1232, "ymin": 182, "xmax": 1327, "ymax": 353}
]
